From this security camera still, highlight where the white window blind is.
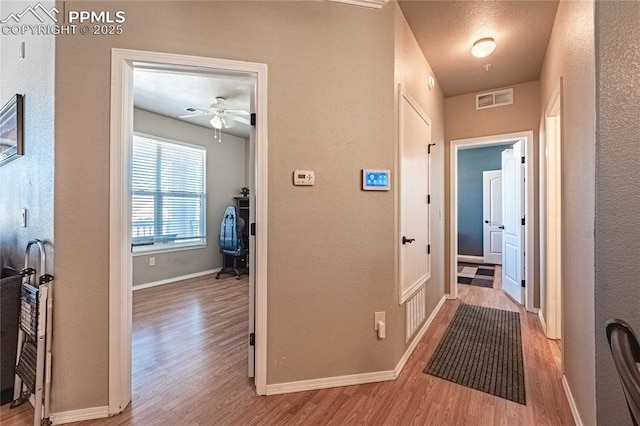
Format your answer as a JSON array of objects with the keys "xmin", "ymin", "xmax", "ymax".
[{"xmin": 132, "ymin": 134, "xmax": 206, "ymax": 251}]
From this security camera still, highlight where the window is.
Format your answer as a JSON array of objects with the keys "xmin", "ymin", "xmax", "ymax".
[{"xmin": 131, "ymin": 134, "xmax": 206, "ymax": 252}]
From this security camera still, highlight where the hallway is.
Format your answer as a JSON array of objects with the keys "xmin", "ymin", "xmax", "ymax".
[{"xmin": 0, "ymin": 277, "xmax": 572, "ymax": 425}]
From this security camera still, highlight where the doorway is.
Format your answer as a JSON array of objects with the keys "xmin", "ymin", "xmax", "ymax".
[
  {"xmin": 541, "ymin": 80, "xmax": 563, "ymax": 341},
  {"xmin": 449, "ymin": 131, "xmax": 535, "ymax": 311},
  {"xmin": 108, "ymin": 49, "xmax": 268, "ymax": 415}
]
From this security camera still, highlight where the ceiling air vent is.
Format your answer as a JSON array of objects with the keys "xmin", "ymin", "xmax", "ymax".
[{"xmin": 476, "ymin": 88, "xmax": 513, "ymax": 110}]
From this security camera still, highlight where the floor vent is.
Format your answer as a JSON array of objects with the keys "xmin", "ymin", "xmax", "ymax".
[
  {"xmin": 406, "ymin": 286, "xmax": 426, "ymax": 342},
  {"xmin": 476, "ymin": 88, "xmax": 514, "ymax": 110}
]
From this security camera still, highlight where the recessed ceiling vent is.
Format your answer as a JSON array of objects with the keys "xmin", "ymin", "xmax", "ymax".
[{"xmin": 476, "ymin": 88, "xmax": 513, "ymax": 110}]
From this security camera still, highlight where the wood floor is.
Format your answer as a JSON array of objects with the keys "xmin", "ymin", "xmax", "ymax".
[{"xmin": 1, "ymin": 270, "xmax": 574, "ymax": 425}]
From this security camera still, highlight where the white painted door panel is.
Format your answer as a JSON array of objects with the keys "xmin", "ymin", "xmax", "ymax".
[
  {"xmin": 399, "ymin": 88, "xmax": 430, "ymax": 303},
  {"xmin": 483, "ymin": 170, "xmax": 502, "ymax": 264},
  {"xmin": 501, "ymin": 142, "xmax": 524, "ymax": 304}
]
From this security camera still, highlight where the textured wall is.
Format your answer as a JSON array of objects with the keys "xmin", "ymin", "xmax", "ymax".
[
  {"xmin": 457, "ymin": 144, "xmax": 513, "ymax": 257},
  {"xmin": 131, "ymin": 109, "xmax": 247, "ymax": 286},
  {"xmin": 445, "ymin": 80, "xmax": 540, "ymax": 301},
  {"xmin": 539, "ymin": 1, "xmax": 596, "ymax": 424},
  {"xmin": 595, "ymin": 2, "xmax": 640, "ymax": 424},
  {"xmin": 53, "ymin": 1, "xmax": 397, "ymax": 412},
  {"xmin": 393, "ymin": 2, "xmax": 446, "ymax": 363},
  {"xmin": 0, "ymin": 1, "xmax": 55, "ymax": 276}
]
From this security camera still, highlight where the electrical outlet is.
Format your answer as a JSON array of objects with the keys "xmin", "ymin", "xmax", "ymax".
[
  {"xmin": 149, "ymin": 257, "xmax": 156, "ymax": 267},
  {"xmin": 374, "ymin": 312, "xmax": 385, "ymax": 330}
]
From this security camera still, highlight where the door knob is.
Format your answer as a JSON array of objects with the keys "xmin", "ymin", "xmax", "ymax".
[
  {"xmin": 498, "ymin": 225, "xmax": 505, "ymax": 229},
  {"xmin": 402, "ymin": 236, "xmax": 415, "ymax": 245},
  {"xmin": 484, "ymin": 220, "xmax": 489, "ymax": 224}
]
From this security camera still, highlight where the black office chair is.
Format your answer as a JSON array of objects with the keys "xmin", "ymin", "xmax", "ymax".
[
  {"xmin": 215, "ymin": 205, "xmax": 247, "ymax": 280},
  {"xmin": 606, "ymin": 319, "xmax": 640, "ymax": 425}
]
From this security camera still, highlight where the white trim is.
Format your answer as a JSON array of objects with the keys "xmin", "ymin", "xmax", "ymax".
[
  {"xmin": 109, "ymin": 49, "xmax": 269, "ymax": 415},
  {"xmin": 449, "ymin": 131, "xmax": 535, "ymax": 313},
  {"xmin": 542, "ymin": 79, "xmax": 563, "ymax": 341},
  {"xmin": 131, "ymin": 243, "xmax": 206, "ymax": 257},
  {"xmin": 266, "ymin": 370, "xmax": 396, "ymax": 395},
  {"xmin": 456, "ymin": 255, "xmax": 485, "ymax": 264},
  {"xmin": 538, "ymin": 308, "xmax": 547, "ymax": 335},
  {"xmin": 395, "ymin": 295, "xmax": 446, "ymax": 376},
  {"xmin": 327, "ymin": 0, "xmax": 389, "ymax": 9},
  {"xmin": 132, "ymin": 268, "xmax": 221, "ymax": 291},
  {"xmin": 266, "ymin": 295, "xmax": 447, "ymax": 396},
  {"xmin": 562, "ymin": 375, "xmax": 584, "ymax": 426},
  {"xmin": 50, "ymin": 406, "xmax": 109, "ymax": 425}
]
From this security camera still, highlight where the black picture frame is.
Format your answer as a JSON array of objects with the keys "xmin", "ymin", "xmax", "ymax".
[{"xmin": 0, "ymin": 94, "xmax": 24, "ymax": 167}]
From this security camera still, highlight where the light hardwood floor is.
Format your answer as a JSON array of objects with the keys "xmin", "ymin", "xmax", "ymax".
[{"xmin": 1, "ymin": 270, "xmax": 574, "ymax": 425}]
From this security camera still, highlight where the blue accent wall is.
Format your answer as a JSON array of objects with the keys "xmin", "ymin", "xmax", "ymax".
[{"xmin": 457, "ymin": 144, "xmax": 513, "ymax": 256}]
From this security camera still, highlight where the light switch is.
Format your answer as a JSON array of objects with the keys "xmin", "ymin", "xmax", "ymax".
[{"xmin": 21, "ymin": 208, "xmax": 27, "ymax": 227}]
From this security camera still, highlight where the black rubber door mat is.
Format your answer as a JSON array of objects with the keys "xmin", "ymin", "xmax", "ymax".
[{"xmin": 423, "ymin": 303, "xmax": 525, "ymax": 404}]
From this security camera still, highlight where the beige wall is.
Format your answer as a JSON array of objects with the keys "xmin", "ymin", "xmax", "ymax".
[
  {"xmin": 131, "ymin": 109, "xmax": 247, "ymax": 286},
  {"xmin": 444, "ymin": 80, "xmax": 540, "ymax": 304},
  {"xmin": 393, "ymin": 2, "xmax": 446, "ymax": 362},
  {"xmin": 539, "ymin": 1, "xmax": 596, "ymax": 424},
  {"xmin": 445, "ymin": 81, "xmax": 540, "ymax": 143},
  {"xmin": 595, "ymin": 1, "xmax": 640, "ymax": 423},
  {"xmin": 53, "ymin": 1, "xmax": 399, "ymax": 412}
]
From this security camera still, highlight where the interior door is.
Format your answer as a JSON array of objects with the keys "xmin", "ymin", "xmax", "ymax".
[
  {"xmin": 399, "ymin": 88, "xmax": 431, "ymax": 303},
  {"xmin": 247, "ymin": 82, "xmax": 256, "ymax": 378},
  {"xmin": 483, "ymin": 170, "xmax": 502, "ymax": 264},
  {"xmin": 501, "ymin": 142, "xmax": 524, "ymax": 304}
]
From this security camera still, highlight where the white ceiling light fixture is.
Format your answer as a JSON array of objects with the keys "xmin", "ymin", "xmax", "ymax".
[
  {"xmin": 210, "ymin": 114, "xmax": 226, "ymax": 142},
  {"xmin": 471, "ymin": 37, "xmax": 496, "ymax": 58}
]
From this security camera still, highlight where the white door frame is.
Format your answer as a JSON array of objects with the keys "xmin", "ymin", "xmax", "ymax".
[
  {"xmin": 449, "ymin": 131, "xmax": 535, "ymax": 312},
  {"xmin": 109, "ymin": 48, "xmax": 269, "ymax": 414},
  {"xmin": 540, "ymin": 79, "xmax": 563, "ymax": 341}
]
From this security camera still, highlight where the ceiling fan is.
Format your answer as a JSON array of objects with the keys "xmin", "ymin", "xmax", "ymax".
[{"xmin": 180, "ymin": 97, "xmax": 250, "ymax": 141}]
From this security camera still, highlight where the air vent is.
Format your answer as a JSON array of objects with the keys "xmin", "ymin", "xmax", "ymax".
[{"xmin": 476, "ymin": 88, "xmax": 513, "ymax": 110}]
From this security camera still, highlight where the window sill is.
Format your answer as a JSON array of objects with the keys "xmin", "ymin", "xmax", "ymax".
[{"xmin": 132, "ymin": 243, "xmax": 207, "ymax": 257}]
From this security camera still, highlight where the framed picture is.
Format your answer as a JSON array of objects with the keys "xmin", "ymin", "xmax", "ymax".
[{"xmin": 0, "ymin": 94, "xmax": 24, "ymax": 167}]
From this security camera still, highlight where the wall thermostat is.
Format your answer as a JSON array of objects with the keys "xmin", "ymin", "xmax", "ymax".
[
  {"xmin": 293, "ymin": 170, "xmax": 315, "ymax": 186},
  {"xmin": 362, "ymin": 169, "xmax": 390, "ymax": 191}
]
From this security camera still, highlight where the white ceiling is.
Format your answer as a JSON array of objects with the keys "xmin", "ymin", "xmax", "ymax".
[
  {"xmin": 133, "ymin": 69, "xmax": 253, "ymax": 138},
  {"xmin": 397, "ymin": 0, "xmax": 559, "ymax": 97}
]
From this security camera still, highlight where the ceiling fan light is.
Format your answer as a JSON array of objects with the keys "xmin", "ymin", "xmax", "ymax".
[
  {"xmin": 210, "ymin": 115, "xmax": 224, "ymax": 130},
  {"xmin": 471, "ymin": 37, "xmax": 496, "ymax": 58}
]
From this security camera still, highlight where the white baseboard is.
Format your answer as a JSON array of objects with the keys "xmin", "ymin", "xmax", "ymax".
[
  {"xmin": 266, "ymin": 370, "xmax": 396, "ymax": 395},
  {"xmin": 562, "ymin": 375, "xmax": 584, "ymax": 426},
  {"xmin": 51, "ymin": 406, "xmax": 109, "ymax": 425},
  {"xmin": 132, "ymin": 268, "xmax": 221, "ymax": 291},
  {"xmin": 538, "ymin": 309, "xmax": 547, "ymax": 335},
  {"xmin": 266, "ymin": 295, "xmax": 448, "ymax": 396},
  {"xmin": 457, "ymin": 255, "xmax": 484, "ymax": 264},
  {"xmin": 395, "ymin": 295, "xmax": 446, "ymax": 376}
]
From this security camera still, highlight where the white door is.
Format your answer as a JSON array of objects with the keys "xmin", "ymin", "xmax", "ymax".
[
  {"xmin": 501, "ymin": 142, "xmax": 524, "ymax": 304},
  {"xmin": 483, "ymin": 170, "xmax": 502, "ymax": 264},
  {"xmin": 399, "ymin": 88, "xmax": 431, "ymax": 303}
]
